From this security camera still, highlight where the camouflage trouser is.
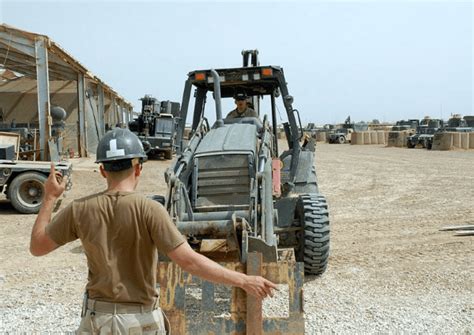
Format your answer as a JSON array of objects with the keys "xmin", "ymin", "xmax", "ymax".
[{"xmin": 76, "ymin": 298, "xmax": 169, "ymax": 335}]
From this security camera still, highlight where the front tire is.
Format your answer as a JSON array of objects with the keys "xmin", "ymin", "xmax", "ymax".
[
  {"xmin": 338, "ymin": 136, "xmax": 345, "ymax": 144},
  {"xmin": 296, "ymin": 194, "xmax": 330, "ymax": 275},
  {"xmin": 7, "ymin": 172, "xmax": 47, "ymax": 214}
]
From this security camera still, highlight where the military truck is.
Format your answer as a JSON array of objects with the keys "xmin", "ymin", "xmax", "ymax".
[
  {"xmin": 328, "ymin": 128, "xmax": 353, "ymax": 144},
  {"xmin": 0, "ymin": 160, "xmax": 72, "ymax": 214},
  {"xmin": 407, "ymin": 119, "xmax": 443, "ymax": 149},
  {"xmin": 392, "ymin": 119, "xmax": 419, "ymax": 131},
  {"xmin": 328, "ymin": 116, "xmax": 354, "ymax": 143},
  {"xmin": 128, "ymin": 95, "xmax": 180, "ymax": 160},
  {"xmin": 443, "ymin": 114, "xmax": 473, "ymax": 132}
]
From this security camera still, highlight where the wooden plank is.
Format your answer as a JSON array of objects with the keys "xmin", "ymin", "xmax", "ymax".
[
  {"xmin": 157, "ymin": 260, "xmax": 304, "ymax": 335},
  {"xmin": 246, "ymin": 252, "xmax": 263, "ymax": 335}
]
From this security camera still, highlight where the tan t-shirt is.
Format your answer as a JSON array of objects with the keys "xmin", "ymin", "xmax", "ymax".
[
  {"xmin": 225, "ymin": 107, "xmax": 258, "ymax": 119},
  {"xmin": 46, "ymin": 191, "xmax": 186, "ymax": 305}
]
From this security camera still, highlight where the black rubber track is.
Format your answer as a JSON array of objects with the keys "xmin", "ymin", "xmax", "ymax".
[{"xmin": 298, "ymin": 193, "xmax": 330, "ymax": 275}]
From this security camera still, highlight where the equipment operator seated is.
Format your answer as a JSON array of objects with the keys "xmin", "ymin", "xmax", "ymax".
[{"xmin": 225, "ymin": 92, "xmax": 259, "ymax": 119}]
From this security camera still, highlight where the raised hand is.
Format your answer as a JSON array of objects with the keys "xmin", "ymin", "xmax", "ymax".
[{"xmin": 44, "ymin": 162, "xmax": 67, "ymax": 201}]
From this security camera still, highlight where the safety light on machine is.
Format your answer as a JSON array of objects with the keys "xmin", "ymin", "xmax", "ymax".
[
  {"xmin": 261, "ymin": 68, "xmax": 273, "ymax": 77},
  {"xmin": 194, "ymin": 72, "xmax": 206, "ymax": 81}
]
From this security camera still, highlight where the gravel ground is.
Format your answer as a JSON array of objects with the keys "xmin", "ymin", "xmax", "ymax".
[{"xmin": 0, "ymin": 143, "xmax": 473, "ymax": 333}]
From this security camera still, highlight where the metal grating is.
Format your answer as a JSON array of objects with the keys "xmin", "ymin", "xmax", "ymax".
[{"xmin": 195, "ymin": 154, "xmax": 251, "ymax": 209}]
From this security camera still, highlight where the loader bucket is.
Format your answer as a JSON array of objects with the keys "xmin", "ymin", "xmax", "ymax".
[{"xmin": 157, "ymin": 252, "xmax": 304, "ymax": 335}]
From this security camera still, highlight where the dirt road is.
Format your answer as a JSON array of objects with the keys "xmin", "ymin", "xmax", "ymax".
[{"xmin": 0, "ymin": 143, "xmax": 472, "ymax": 333}]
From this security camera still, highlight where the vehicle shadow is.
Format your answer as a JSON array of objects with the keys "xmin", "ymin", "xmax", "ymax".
[{"xmin": 0, "ymin": 199, "xmax": 19, "ymax": 215}]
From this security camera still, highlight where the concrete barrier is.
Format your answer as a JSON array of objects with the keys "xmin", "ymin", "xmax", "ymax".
[{"xmin": 470, "ymin": 133, "xmax": 474, "ymax": 149}]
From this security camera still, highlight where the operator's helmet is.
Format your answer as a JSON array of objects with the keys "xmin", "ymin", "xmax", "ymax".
[
  {"xmin": 233, "ymin": 92, "xmax": 248, "ymax": 101},
  {"xmin": 96, "ymin": 128, "xmax": 147, "ymax": 171}
]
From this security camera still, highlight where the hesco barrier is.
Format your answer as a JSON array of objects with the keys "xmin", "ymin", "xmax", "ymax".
[
  {"xmin": 377, "ymin": 131, "xmax": 386, "ymax": 144},
  {"xmin": 316, "ymin": 131, "xmax": 327, "ymax": 142},
  {"xmin": 372, "ymin": 132, "xmax": 379, "ymax": 145},
  {"xmin": 432, "ymin": 133, "xmax": 451, "ymax": 150},
  {"xmin": 351, "ymin": 132, "xmax": 363, "ymax": 144},
  {"xmin": 461, "ymin": 133, "xmax": 470, "ymax": 149},
  {"xmin": 278, "ymin": 130, "xmax": 286, "ymax": 140},
  {"xmin": 452, "ymin": 133, "xmax": 461, "ymax": 148},
  {"xmin": 432, "ymin": 132, "xmax": 472, "ymax": 150},
  {"xmin": 351, "ymin": 131, "xmax": 387, "ymax": 145},
  {"xmin": 363, "ymin": 132, "xmax": 371, "ymax": 145},
  {"xmin": 387, "ymin": 131, "xmax": 409, "ymax": 147}
]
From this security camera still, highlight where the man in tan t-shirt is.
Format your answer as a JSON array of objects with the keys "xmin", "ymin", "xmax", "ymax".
[
  {"xmin": 30, "ymin": 128, "xmax": 276, "ymax": 334},
  {"xmin": 225, "ymin": 92, "xmax": 259, "ymax": 119}
]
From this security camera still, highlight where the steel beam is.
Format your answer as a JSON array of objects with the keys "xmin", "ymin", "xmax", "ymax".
[
  {"xmin": 98, "ymin": 85, "xmax": 105, "ymax": 137},
  {"xmin": 127, "ymin": 107, "xmax": 132, "ymax": 123},
  {"xmin": 111, "ymin": 97, "xmax": 117, "ymax": 126},
  {"xmin": 115, "ymin": 99, "xmax": 121, "ymax": 126},
  {"xmin": 105, "ymin": 96, "xmax": 113, "ymax": 128},
  {"xmin": 35, "ymin": 37, "xmax": 51, "ymax": 161},
  {"xmin": 0, "ymin": 31, "xmax": 36, "ymax": 57},
  {"xmin": 77, "ymin": 72, "xmax": 87, "ymax": 157}
]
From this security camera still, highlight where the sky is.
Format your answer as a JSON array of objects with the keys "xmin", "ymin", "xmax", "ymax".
[{"xmin": 0, "ymin": 0, "xmax": 472, "ymax": 124}]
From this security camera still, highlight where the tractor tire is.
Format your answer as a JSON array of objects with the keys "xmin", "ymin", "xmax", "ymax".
[
  {"xmin": 7, "ymin": 172, "xmax": 47, "ymax": 214},
  {"xmin": 407, "ymin": 141, "xmax": 415, "ymax": 149},
  {"xmin": 296, "ymin": 194, "xmax": 330, "ymax": 275},
  {"xmin": 338, "ymin": 136, "xmax": 345, "ymax": 144}
]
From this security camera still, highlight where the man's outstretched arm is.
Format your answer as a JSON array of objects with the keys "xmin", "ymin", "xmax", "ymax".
[{"xmin": 167, "ymin": 242, "xmax": 277, "ymax": 299}]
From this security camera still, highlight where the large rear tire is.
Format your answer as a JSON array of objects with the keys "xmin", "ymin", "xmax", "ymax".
[
  {"xmin": 296, "ymin": 194, "xmax": 330, "ymax": 275},
  {"xmin": 7, "ymin": 172, "xmax": 47, "ymax": 214}
]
